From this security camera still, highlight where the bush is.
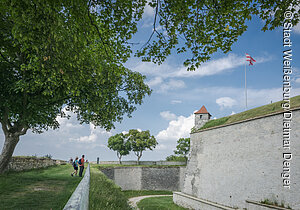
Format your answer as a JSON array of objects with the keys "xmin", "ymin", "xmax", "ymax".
[{"xmin": 165, "ymin": 155, "xmax": 186, "ymax": 162}]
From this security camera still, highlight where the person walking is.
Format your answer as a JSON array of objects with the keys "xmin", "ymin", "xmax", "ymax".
[
  {"xmin": 78, "ymin": 155, "xmax": 85, "ymax": 177},
  {"xmin": 71, "ymin": 157, "xmax": 79, "ymax": 176}
]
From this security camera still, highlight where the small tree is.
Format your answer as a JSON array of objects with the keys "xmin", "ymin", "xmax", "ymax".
[
  {"xmin": 174, "ymin": 138, "xmax": 190, "ymax": 162},
  {"xmin": 127, "ymin": 129, "xmax": 158, "ymax": 165},
  {"xmin": 108, "ymin": 133, "xmax": 131, "ymax": 164},
  {"xmin": 165, "ymin": 155, "xmax": 186, "ymax": 162}
]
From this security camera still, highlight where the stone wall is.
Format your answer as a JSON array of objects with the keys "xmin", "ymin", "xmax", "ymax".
[
  {"xmin": 101, "ymin": 166, "xmax": 186, "ymax": 191},
  {"xmin": 7, "ymin": 157, "xmax": 63, "ymax": 172},
  {"xmin": 178, "ymin": 109, "xmax": 300, "ymax": 209},
  {"xmin": 63, "ymin": 164, "xmax": 90, "ymax": 210}
]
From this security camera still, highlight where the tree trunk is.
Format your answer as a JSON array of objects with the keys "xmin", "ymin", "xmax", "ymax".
[
  {"xmin": 117, "ymin": 152, "xmax": 122, "ymax": 165},
  {"xmin": 137, "ymin": 151, "xmax": 142, "ymax": 165},
  {"xmin": 0, "ymin": 133, "xmax": 21, "ymax": 173}
]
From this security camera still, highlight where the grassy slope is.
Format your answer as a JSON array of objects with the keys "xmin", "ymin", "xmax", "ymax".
[
  {"xmin": 137, "ymin": 196, "xmax": 188, "ymax": 210},
  {"xmin": 0, "ymin": 164, "xmax": 81, "ymax": 210},
  {"xmin": 89, "ymin": 165, "xmax": 131, "ymax": 210},
  {"xmin": 123, "ymin": 190, "xmax": 173, "ymax": 199},
  {"xmin": 198, "ymin": 95, "xmax": 300, "ymax": 131}
]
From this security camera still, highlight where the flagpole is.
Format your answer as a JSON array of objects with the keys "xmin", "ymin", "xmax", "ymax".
[{"xmin": 245, "ymin": 62, "xmax": 247, "ymax": 110}]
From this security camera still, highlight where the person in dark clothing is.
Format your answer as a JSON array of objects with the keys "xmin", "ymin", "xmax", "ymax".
[
  {"xmin": 78, "ymin": 155, "xmax": 85, "ymax": 177},
  {"xmin": 71, "ymin": 156, "xmax": 79, "ymax": 176}
]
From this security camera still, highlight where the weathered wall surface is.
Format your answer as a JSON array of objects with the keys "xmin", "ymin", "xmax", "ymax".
[
  {"xmin": 101, "ymin": 166, "xmax": 186, "ymax": 191},
  {"xmin": 7, "ymin": 157, "xmax": 62, "ymax": 172},
  {"xmin": 181, "ymin": 109, "xmax": 300, "ymax": 209}
]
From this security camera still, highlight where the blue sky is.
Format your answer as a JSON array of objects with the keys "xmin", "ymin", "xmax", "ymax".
[{"xmin": 1, "ymin": 6, "xmax": 300, "ymax": 162}]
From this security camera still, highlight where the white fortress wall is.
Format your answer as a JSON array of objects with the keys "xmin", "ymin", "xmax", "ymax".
[{"xmin": 181, "ymin": 109, "xmax": 300, "ymax": 209}]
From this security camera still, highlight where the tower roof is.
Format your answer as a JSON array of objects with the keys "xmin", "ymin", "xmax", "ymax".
[{"xmin": 194, "ymin": 105, "xmax": 210, "ymax": 115}]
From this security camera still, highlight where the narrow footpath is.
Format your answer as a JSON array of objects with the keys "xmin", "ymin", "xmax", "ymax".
[{"xmin": 128, "ymin": 195, "xmax": 173, "ymax": 209}]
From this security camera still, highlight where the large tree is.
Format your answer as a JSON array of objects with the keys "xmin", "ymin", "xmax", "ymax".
[
  {"xmin": 127, "ymin": 129, "xmax": 157, "ymax": 164},
  {"xmin": 0, "ymin": 0, "xmax": 151, "ymax": 173},
  {"xmin": 108, "ymin": 133, "xmax": 131, "ymax": 164}
]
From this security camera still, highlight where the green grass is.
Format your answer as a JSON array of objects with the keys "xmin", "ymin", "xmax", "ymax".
[
  {"xmin": 122, "ymin": 190, "xmax": 173, "ymax": 199},
  {"xmin": 195, "ymin": 95, "xmax": 300, "ymax": 131},
  {"xmin": 137, "ymin": 196, "xmax": 188, "ymax": 210},
  {"xmin": 0, "ymin": 164, "xmax": 81, "ymax": 210},
  {"xmin": 97, "ymin": 164, "xmax": 184, "ymax": 169},
  {"xmin": 89, "ymin": 165, "xmax": 131, "ymax": 210}
]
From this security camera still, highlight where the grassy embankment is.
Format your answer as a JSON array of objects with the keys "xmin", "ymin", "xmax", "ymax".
[
  {"xmin": 137, "ymin": 196, "xmax": 188, "ymax": 210},
  {"xmin": 122, "ymin": 190, "xmax": 172, "ymax": 199},
  {"xmin": 90, "ymin": 164, "xmax": 187, "ymax": 209},
  {"xmin": 195, "ymin": 95, "xmax": 300, "ymax": 131},
  {"xmin": 0, "ymin": 164, "xmax": 81, "ymax": 210},
  {"xmin": 89, "ymin": 164, "xmax": 131, "ymax": 210}
]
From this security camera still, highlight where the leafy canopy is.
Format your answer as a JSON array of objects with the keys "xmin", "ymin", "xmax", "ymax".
[
  {"xmin": 108, "ymin": 133, "xmax": 131, "ymax": 160},
  {"xmin": 0, "ymin": 0, "xmax": 150, "ymax": 133},
  {"xmin": 174, "ymin": 138, "xmax": 190, "ymax": 157},
  {"xmin": 136, "ymin": 0, "xmax": 300, "ymax": 70},
  {"xmin": 127, "ymin": 129, "xmax": 158, "ymax": 158}
]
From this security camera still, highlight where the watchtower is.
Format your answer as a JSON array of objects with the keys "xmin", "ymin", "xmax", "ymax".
[{"xmin": 194, "ymin": 105, "xmax": 211, "ymax": 129}]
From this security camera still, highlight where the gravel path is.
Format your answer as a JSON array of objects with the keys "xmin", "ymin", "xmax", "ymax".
[{"xmin": 128, "ymin": 194, "xmax": 172, "ymax": 209}]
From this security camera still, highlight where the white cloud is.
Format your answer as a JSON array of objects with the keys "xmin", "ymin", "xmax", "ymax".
[
  {"xmin": 171, "ymin": 100, "xmax": 182, "ymax": 104},
  {"xmin": 295, "ymin": 78, "xmax": 300, "ymax": 83},
  {"xmin": 143, "ymin": 2, "xmax": 155, "ymax": 18},
  {"xmin": 159, "ymin": 79, "xmax": 185, "ymax": 93},
  {"xmin": 230, "ymin": 111, "xmax": 236, "ymax": 115},
  {"xmin": 156, "ymin": 144, "xmax": 168, "ymax": 150},
  {"xmin": 147, "ymin": 77, "xmax": 163, "ymax": 87},
  {"xmin": 160, "ymin": 111, "xmax": 177, "ymax": 121},
  {"xmin": 156, "ymin": 114, "xmax": 194, "ymax": 141},
  {"xmin": 294, "ymin": 23, "xmax": 300, "ymax": 34},
  {"xmin": 70, "ymin": 123, "xmax": 112, "ymax": 143},
  {"xmin": 216, "ymin": 97, "xmax": 237, "ymax": 109},
  {"xmin": 129, "ymin": 53, "xmax": 271, "ymax": 79},
  {"xmin": 141, "ymin": 1, "xmax": 155, "ymax": 28},
  {"xmin": 179, "ymin": 86, "xmax": 300, "ymax": 110},
  {"xmin": 146, "ymin": 77, "xmax": 186, "ymax": 93},
  {"xmin": 122, "ymin": 131, "xmax": 129, "ymax": 135}
]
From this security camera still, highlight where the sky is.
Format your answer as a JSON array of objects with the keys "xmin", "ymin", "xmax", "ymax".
[{"xmin": 1, "ymin": 5, "xmax": 300, "ymax": 162}]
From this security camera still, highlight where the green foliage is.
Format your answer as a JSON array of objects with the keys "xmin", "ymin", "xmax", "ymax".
[
  {"xmin": 122, "ymin": 190, "xmax": 172, "ymax": 199},
  {"xmin": 108, "ymin": 133, "xmax": 131, "ymax": 163},
  {"xmin": 127, "ymin": 129, "xmax": 158, "ymax": 164},
  {"xmin": 261, "ymin": 199, "xmax": 292, "ymax": 209},
  {"xmin": 0, "ymin": 0, "xmax": 150, "ymax": 133},
  {"xmin": 165, "ymin": 155, "xmax": 187, "ymax": 162},
  {"xmin": 98, "ymin": 164, "xmax": 183, "ymax": 169},
  {"xmin": 89, "ymin": 165, "xmax": 131, "ymax": 210},
  {"xmin": 43, "ymin": 154, "xmax": 52, "ymax": 159},
  {"xmin": 0, "ymin": 165, "xmax": 81, "ymax": 210},
  {"xmin": 137, "ymin": 0, "xmax": 300, "ymax": 70},
  {"xmin": 193, "ymin": 95, "xmax": 300, "ymax": 131},
  {"xmin": 165, "ymin": 137, "xmax": 190, "ymax": 162},
  {"xmin": 174, "ymin": 138, "xmax": 190, "ymax": 158},
  {"xmin": 137, "ymin": 196, "xmax": 188, "ymax": 210}
]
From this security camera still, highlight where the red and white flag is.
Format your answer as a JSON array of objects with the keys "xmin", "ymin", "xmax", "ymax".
[{"xmin": 246, "ymin": 53, "xmax": 256, "ymax": 66}]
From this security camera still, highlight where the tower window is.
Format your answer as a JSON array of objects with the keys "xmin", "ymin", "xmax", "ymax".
[{"xmin": 199, "ymin": 115, "xmax": 202, "ymax": 119}]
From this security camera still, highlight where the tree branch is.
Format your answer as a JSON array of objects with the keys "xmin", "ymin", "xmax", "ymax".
[{"xmin": 87, "ymin": 0, "xmax": 111, "ymax": 60}]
